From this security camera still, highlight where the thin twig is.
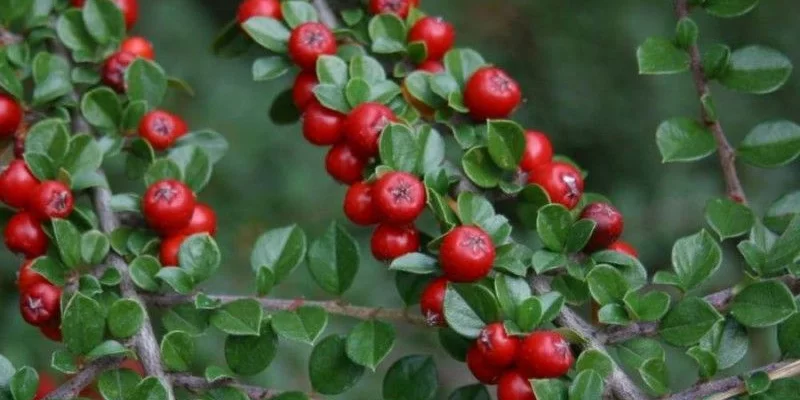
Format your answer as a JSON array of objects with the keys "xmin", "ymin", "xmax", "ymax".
[
  {"xmin": 41, "ymin": 356, "xmax": 124, "ymax": 400},
  {"xmin": 170, "ymin": 373, "xmax": 321, "ymax": 400},
  {"xmin": 666, "ymin": 360, "xmax": 800, "ymax": 400}
]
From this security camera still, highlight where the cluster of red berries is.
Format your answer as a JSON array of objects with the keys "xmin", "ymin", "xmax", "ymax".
[{"xmin": 17, "ymin": 259, "xmax": 63, "ymax": 342}]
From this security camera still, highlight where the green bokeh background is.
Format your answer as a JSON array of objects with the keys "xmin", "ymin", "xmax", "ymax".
[{"xmin": 2, "ymin": 0, "xmax": 800, "ymax": 398}]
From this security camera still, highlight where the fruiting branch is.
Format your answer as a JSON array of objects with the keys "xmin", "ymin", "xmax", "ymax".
[
  {"xmin": 169, "ymin": 373, "xmax": 321, "ymax": 400},
  {"xmin": 666, "ymin": 360, "xmax": 800, "ymax": 400},
  {"xmin": 41, "ymin": 356, "xmax": 124, "ymax": 400}
]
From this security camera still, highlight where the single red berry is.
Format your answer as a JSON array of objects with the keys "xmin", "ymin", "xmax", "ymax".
[
  {"xmin": 293, "ymin": 71, "xmax": 318, "ymax": 111},
  {"xmin": 17, "ymin": 259, "xmax": 48, "ymax": 291},
  {"xmin": 520, "ymin": 131, "xmax": 553, "ymax": 172},
  {"xmin": 466, "ymin": 344, "xmax": 504, "ymax": 385},
  {"xmin": 236, "ymin": 0, "xmax": 282, "ymax": 24},
  {"xmin": 20, "ymin": 282, "xmax": 61, "ymax": 326},
  {"xmin": 72, "ymin": 0, "xmax": 138, "ymax": 29},
  {"xmin": 303, "ymin": 101, "xmax": 345, "ymax": 146},
  {"xmin": 288, "ymin": 22, "xmax": 337, "ymax": 71},
  {"xmin": 5, "ymin": 212, "xmax": 48, "ymax": 258},
  {"xmin": 439, "ymin": 226, "xmax": 495, "ymax": 282},
  {"xmin": 0, "ymin": 94, "xmax": 23, "ymax": 138},
  {"xmin": 420, "ymin": 277, "xmax": 448, "ymax": 327},
  {"xmin": 0, "ymin": 160, "xmax": 40, "ymax": 209},
  {"xmin": 102, "ymin": 51, "xmax": 136, "ymax": 93},
  {"xmin": 608, "ymin": 240, "xmax": 638, "ymax": 258},
  {"xmin": 464, "ymin": 67, "xmax": 522, "ymax": 120},
  {"xmin": 29, "ymin": 181, "xmax": 74, "ymax": 221},
  {"xmin": 121, "ymin": 359, "xmax": 146, "ymax": 376},
  {"xmin": 418, "ymin": 60, "xmax": 444, "ymax": 74},
  {"xmin": 497, "ymin": 371, "xmax": 536, "ymax": 400},
  {"xmin": 160, "ymin": 235, "xmax": 186, "ymax": 267},
  {"xmin": 370, "ymin": 223, "xmax": 419, "ymax": 261},
  {"xmin": 168, "ymin": 203, "xmax": 217, "ymax": 237},
  {"xmin": 343, "ymin": 182, "xmax": 381, "ymax": 226},
  {"xmin": 40, "ymin": 318, "xmax": 62, "ymax": 342},
  {"xmin": 408, "ymin": 17, "xmax": 455, "ymax": 62},
  {"xmin": 373, "ymin": 171, "xmax": 426, "ymax": 225},
  {"xmin": 142, "ymin": 179, "xmax": 196, "ymax": 233},
  {"xmin": 477, "ymin": 322, "xmax": 520, "ymax": 369},
  {"xmin": 325, "ymin": 143, "xmax": 366, "ymax": 184},
  {"xmin": 34, "ymin": 374, "xmax": 57, "ymax": 400},
  {"xmin": 517, "ymin": 331, "xmax": 574, "ymax": 379},
  {"xmin": 527, "ymin": 162, "xmax": 584, "ymax": 210},
  {"xmin": 580, "ymin": 203, "xmax": 624, "ymax": 252},
  {"xmin": 120, "ymin": 36, "xmax": 155, "ymax": 60},
  {"xmin": 139, "ymin": 110, "xmax": 189, "ymax": 151},
  {"xmin": 369, "ymin": 0, "xmax": 411, "ymax": 18},
  {"xmin": 343, "ymin": 102, "xmax": 398, "ymax": 158}
]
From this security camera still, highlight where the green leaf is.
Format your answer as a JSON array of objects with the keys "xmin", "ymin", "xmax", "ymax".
[
  {"xmin": 537, "ymin": 204, "xmax": 573, "ymax": 252},
  {"xmin": 765, "ymin": 215, "xmax": 800, "ymax": 274},
  {"xmin": 395, "ymin": 272, "xmax": 430, "ymax": 306},
  {"xmin": 517, "ymin": 297, "xmax": 543, "ymax": 332},
  {"xmin": 766, "ymin": 191, "xmax": 800, "ymax": 233},
  {"xmin": 569, "ymin": 370, "xmax": 604, "ymax": 400},
  {"xmin": 30, "ymin": 256, "xmax": 67, "ymax": 286},
  {"xmin": 125, "ymin": 58, "xmax": 168, "ymax": 106},
  {"xmin": 131, "ymin": 377, "xmax": 168, "ymax": 400},
  {"xmin": 675, "ymin": 17, "xmax": 698, "ymax": 49},
  {"xmin": 383, "ymin": 355, "xmax": 438, "ymax": 400},
  {"xmin": 552, "ymin": 275, "xmax": 591, "ymax": 306},
  {"xmin": 443, "ymin": 283, "xmax": 500, "ymax": 338},
  {"xmin": 81, "ymin": 87, "xmax": 121, "ymax": 129},
  {"xmin": 703, "ymin": 44, "xmax": 732, "ymax": 79},
  {"xmin": 438, "ymin": 328, "xmax": 472, "ymax": 362},
  {"xmin": 404, "ymin": 71, "xmax": 444, "ymax": 109},
  {"xmin": 211, "ymin": 299, "xmax": 264, "ymax": 336},
  {"xmin": 313, "ymin": 83, "xmax": 350, "ymax": 113},
  {"xmin": 225, "ymin": 321, "xmax": 278, "ymax": 376},
  {"xmin": 368, "ymin": 14, "xmax": 407, "ymax": 54},
  {"xmin": 316, "ymin": 55, "xmax": 348, "ymax": 86},
  {"xmin": 281, "ymin": 1, "xmax": 318, "ymax": 28},
  {"xmin": 379, "ymin": 123, "xmax": 420, "ymax": 173},
  {"xmin": 345, "ymin": 77, "xmax": 371, "ymax": 107},
  {"xmin": 144, "ymin": 159, "xmax": 182, "ymax": 187},
  {"xmin": 598, "ymin": 304, "xmax": 631, "ymax": 325},
  {"xmin": 671, "ymin": 229, "xmax": 723, "ymax": 291},
  {"xmin": 307, "ymin": 222, "xmax": 360, "ymax": 295},
  {"xmin": 738, "ymin": 120, "xmax": 800, "ymax": 168},
  {"xmin": 51, "ymin": 350, "xmax": 78, "ymax": 374},
  {"xmin": 575, "ymin": 350, "xmax": 614, "ymax": 379},
  {"xmin": 616, "ymin": 338, "xmax": 665, "ymax": 371},
  {"xmin": 586, "ymin": 265, "xmax": 629, "ymax": 306},
  {"xmin": 129, "ymin": 255, "xmax": 161, "ymax": 291},
  {"xmin": 86, "ymin": 340, "xmax": 130, "ymax": 361},
  {"xmin": 457, "ymin": 191, "xmax": 512, "ymax": 244},
  {"xmin": 703, "ymin": 0, "xmax": 759, "ymax": 17},
  {"xmin": 495, "ymin": 242, "xmax": 533, "ymax": 276},
  {"xmin": 687, "ymin": 346, "xmax": 718, "ymax": 379},
  {"xmin": 162, "ymin": 304, "xmax": 210, "ymax": 336},
  {"xmin": 656, "ymin": 117, "xmax": 716, "ymax": 162},
  {"xmin": 350, "ymin": 55, "xmax": 385, "ymax": 84},
  {"xmin": 659, "ymin": 297, "xmax": 722, "ymax": 347},
  {"xmin": 495, "ymin": 274, "xmax": 532, "ymax": 320},
  {"xmin": 447, "ymin": 385, "xmax": 490, "ymax": 400},
  {"xmin": 252, "ymin": 56, "xmax": 291, "ymax": 81},
  {"xmin": 32, "ymin": 52, "xmax": 73, "ymax": 105},
  {"xmin": 98, "ymin": 369, "xmax": 142, "ymax": 400},
  {"xmin": 107, "ymin": 298, "xmax": 144, "ymax": 338},
  {"xmin": 178, "ymin": 234, "xmax": 220, "ymax": 283},
  {"xmin": 779, "ymin": 301, "xmax": 800, "ymax": 358},
  {"xmin": 718, "ymin": 46, "xmax": 793, "ymax": 94},
  {"xmin": 242, "ymin": 17, "xmax": 289, "ymax": 53},
  {"xmin": 63, "ymin": 134, "xmax": 103, "ymax": 176},
  {"xmin": 730, "ymin": 280, "xmax": 797, "ymax": 327},
  {"xmin": 623, "ymin": 291, "xmax": 670, "ymax": 322},
  {"xmin": 62, "ymin": 292, "xmax": 106, "ymax": 354},
  {"xmin": 444, "ymin": 48, "xmax": 487, "ymax": 87},
  {"xmin": 25, "ymin": 118, "xmax": 70, "ymax": 162},
  {"xmin": 156, "ymin": 267, "xmax": 194, "ymax": 294},
  {"xmin": 532, "ymin": 380, "xmax": 568, "ymax": 400},
  {"xmin": 565, "ymin": 219, "xmax": 597, "ymax": 253},
  {"xmin": 10, "ymin": 367, "xmax": 38, "ymax": 400},
  {"xmin": 462, "ymin": 146, "xmax": 504, "ymax": 188},
  {"xmin": 168, "ymin": 145, "xmax": 212, "ymax": 192},
  {"xmin": 746, "ymin": 371, "xmax": 772, "ymax": 395},
  {"xmin": 82, "ymin": 0, "xmax": 124, "ymax": 44},
  {"xmin": 532, "ymin": 250, "xmax": 566, "ymax": 274},
  {"xmin": 251, "ymin": 225, "xmax": 307, "ymax": 284},
  {"xmin": 174, "ymin": 130, "xmax": 229, "ymax": 164},
  {"xmin": 52, "ymin": 219, "xmax": 82, "ymax": 269},
  {"xmin": 204, "ymin": 366, "xmax": 232, "ymax": 383},
  {"xmin": 309, "ymin": 335, "xmax": 365, "ymax": 395},
  {"xmin": 346, "ymin": 320, "xmax": 395, "ymax": 371},
  {"xmin": 639, "ymin": 359, "xmax": 669, "ymax": 396},
  {"xmin": 271, "ymin": 306, "xmax": 328, "ymax": 345},
  {"xmin": 705, "ymin": 198, "xmax": 754, "ymax": 240},
  {"xmin": 389, "ymin": 252, "xmax": 438, "ymax": 274},
  {"xmin": 0, "ymin": 62, "xmax": 23, "ymax": 100},
  {"xmin": 486, "ymin": 120, "xmax": 526, "ymax": 170},
  {"xmin": 637, "ymin": 37, "xmax": 690, "ymax": 75},
  {"xmin": 81, "ymin": 230, "xmax": 110, "ymax": 265},
  {"xmin": 700, "ymin": 317, "xmax": 749, "ymax": 369}
]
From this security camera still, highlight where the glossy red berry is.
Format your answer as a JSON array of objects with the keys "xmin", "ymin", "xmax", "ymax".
[
  {"xmin": 466, "ymin": 344, "xmax": 504, "ymax": 385},
  {"xmin": 343, "ymin": 182, "xmax": 381, "ymax": 226},
  {"xmin": 160, "ymin": 235, "xmax": 186, "ymax": 267},
  {"xmin": 520, "ymin": 131, "xmax": 553, "ymax": 172},
  {"xmin": 0, "ymin": 160, "xmax": 40, "ymax": 209},
  {"xmin": 168, "ymin": 203, "xmax": 217, "ymax": 237},
  {"xmin": 477, "ymin": 323, "xmax": 520, "ymax": 369},
  {"xmin": 5, "ymin": 212, "xmax": 48, "ymax": 258},
  {"xmin": 139, "ymin": 110, "xmax": 189, "ymax": 151},
  {"xmin": 142, "ymin": 179, "xmax": 196, "ymax": 233},
  {"xmin": 40, "ymin": 318, "xmax": 62, "ymax": 342},
  {"xmin": 288, "ymin": 22, "xmax": 337, "ymax": 71},
  {"xmin": 0, "ymin": 94, "xmax": 23, "ymax": 138},
  {"xmin": 608, "ymin": 240, "xmax": 638, "ymax": 258},
  {"xmin": 439, "ymin": 226, "xmax": 495, "ymax": 282},
  {"xmin": 303, "ymin": 101, "xmax": 345, "ymax": 146},
  {"xmin": 497, "ymin": 371, "xmax": 536, "ymax": 400},
  {"xmin": 369, "ymin": 0, "xmax": 411, "ymax": 18},
  {"xmin": 120, "ymin": 36, "xmax": 155, "ymax": 60},
  {"xmin": 418, "ymin": 60, "xmax": 445, "ymax": 74},
  {"xmin": 370, "ymin": 223, "xmax": 419, "ymax": 261},
  {"xmin": 517, "ymin": 331, "xmax": 574, "ymax": 379},
  {"xmin": 72, "ymin": 0, "xmax": 138, "ymax": 29},
  {"xmin": 464, "ymin": 67, "xmax": 522, "ymax": 120},
  {"xmin": 408, "ymin": 17, "xmax": 455, "ymax": 62},
  {"xmin": 344, "ymin": 102, "xmax": 398, "ymax": 158},
  {"xmin": 34, "ymin": 374, "xmax": 57, "ymax": 400},
  {"xmin": 325, "ymin": 143, "xmax": 366, "ymax": 184},
  {"xmin": 29, "ymin": 181, "xmax": 74, "ymax": 221},
  {"xmin": 17, "ymin": 259, "xmax": 48, "ymax": 291},
  {"xmin": 20, "ymin": 282, "xmax": 61, "ymax": 326},
  {"xmin": 527, "ymin": 162, "xmax": 584, "ymax": 210},
  {"xmin": 293, "ymin": 71, "xmax": 318, "ymax": 111},
  {"xmin": 102, "ymin": 51, "xmax": 136, "ymax": 92},
  {"xmin": 580, "ymin": 203, "xmax": 623, "ymax": 252},
  {"xmin": 373, "ymin": 171, "xmax": 426, "ymax": 225},
  {"xmin": 236, "ymin": 0, "xmax": 282, "ymax": 24},
  {"xmin": 419, "ymin": 277, "xmax": 447, "ymax": 327}
]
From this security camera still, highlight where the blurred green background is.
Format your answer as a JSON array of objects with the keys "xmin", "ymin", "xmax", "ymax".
[{"xmin": 2, "ymin": 0, "xmax": 800, "ymax": 398}]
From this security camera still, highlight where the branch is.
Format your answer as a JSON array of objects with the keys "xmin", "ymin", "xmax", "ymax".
[
  {"xmin": 41, "ymin": 356, "xmax": 124, "ymax": 400},
  {"xmin": 666, "ymin": 360, "xmax": 800, "ymax": 400},
  {"xmin": 169, "ymin": 373, "xmax": 320, "ymax": 400},
  {"xmin": 0, "ymin": 25, "xmax": 23, "ymax": 46}
]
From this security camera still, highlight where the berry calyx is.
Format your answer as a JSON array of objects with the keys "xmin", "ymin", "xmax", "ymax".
[
  {"xmin": 20, "ymin": 282, "xmax": 61, "ymax": 326},
  {"xmin": 418, "ymin": 60, "xmax": 445, "ymax": 74},
  {"xmin": 419, "ymin": 277, "xmax": 447, "ymax": 327},
  {"xmin": 160, "ymin": 235, "xmax": 186, "ymax": 267},
  {"xmin": 71, "ymin": 0, "xmax": 139, "ymax": 29},
  {"xmin": 303, "ymin": 101, "xmax": 345, "ymax": 146},
  {"xmin": 325, "ymin": 143, "xmax": 367, "ymax": 184},
  {"xmin": 237, "ymin": 0, "xmax": 282, "ymax": 25},
  {"xmin": 464, "ymin": 67, "xmax": 522, "ymax": 120},
  {"xmin": 343, "ymin": 182, "xmax": 381, "ymax": 226},
  {"xmin": 580, "ymin": 202, "xmax": 624, "ymax": 252},
  {"xmin": 520, "ymin": 131, "xmax": 554, "ymax": 172},
  {"xmin": 527, "ymin": 162, "xmax": 584, "ymax": 210},
  {"xmin": 167, "ymin": 203, "xmax": 217, "ymax": 237},
  {"xmin": 0, "ymin": 94, "xmax": 23, "ymax": 138},
  {"xmin": 288, "ymin": 22, "xmax": 337, "ymax": 71},
  {"xmin": 142, "ymin": 179, "xmax": 196, "ymax": 233},
  {"xmin": 517, "ymin": 331, "xmax": 574, "ymax": 379},
  {"xmin": 293, "ymin": 71, "xmax": 318, "ymax": 111},
  {"xmin": 102, "ymin": 51, "xmax": 136, "ymax": 93},
  {"xmin": 373, "ymin": 171, "xmax": 426, "ymax": 225},
  {"xmin": 343, "ymin": 102, "xmax": 398, "ymax": 158},
  {"xmin": 477, "ymin": 322, "xmax": 520, "ymax": 369},
  {"xmin": 17, "ymin": 259, "xmax": 48, "ymax": 291},
  {"xmin": 5, "ymin": 212, "xmax": 48, "ymax": 258},
  {"xmin": 370, "ymin": 223, "xmax": 420, "ymax": 261},
  {"xmin": 0, "ymin": 160, "xmax": 40, "ymax": 209},
  {"xmin": 408, "ymin": 17, "xmax": 456, "ymax": 62},
  {"xmin": 439, "ymin": 226, "xmax": 495, "ymax": 282},
  {"xmin": 466, "ymin": 344, "xmax": 504, "ymax": 385},
  {"xmin": 139, "ymin": 110, "xmax": 189, "ymax": 151},
  {"xmin": 369, "ymin": 0, "xmax": 411, "ymax": 18},
  {"xmin": 608, "ymin": 240, "xmax": 638, "ymax": 258},
  {"xmin": 497, "ymin": 371, "xmax": 536, "ymax": 400},
  {"xmin": 120, "ymin": 36, "xmax": 155, "ymax": 60},
  {"xmin": 29, "ymin": 180, "xmax": 74, "ymax": 221}
]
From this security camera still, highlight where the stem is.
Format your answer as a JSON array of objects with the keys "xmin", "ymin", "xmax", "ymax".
[
  {"xmin": 666, "ymin": 360, "xmax": 800, "ymax": 400},
  {"xmin": 169, "ymin": 373, "xmax": 321, "ymax": 400},
  {"xmin": 41, "ymin": 356, "xmax": 124, "ymax": 400}
]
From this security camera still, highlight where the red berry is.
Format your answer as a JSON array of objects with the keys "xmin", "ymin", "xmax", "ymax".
[
  {"xmin": 418, "ymin": 60, "xmax": 444, "ymax": 74},
  {"xmin": 293, "ymin": 71, "xmax": 318, "ymax": 111},
  {"xmin": 0, "ymin": 94, "xmax": 23, "ymax": 138},
  {"xmin": 120, "ymin": 359, "xmax": 146, "ymax": 376},
  {"xmin": 40, "ymin": 318, "xmax": 62, "ymax": 342},
  {"xmin": 408, "ymin": 17, "xmax": 455, "ymax": 62},
  {"xmin": 373, "ymin": 171, "xmax": 426, "ymax": 224},
  {"xmin": 20, "ymin": 282, "xmax": 61, "ymax": 326},
  {"xmin": 168, "ymin": 203, "xmax": 217, "ymax": 237},
  {"xmin": 72, "ymin": 0, "xmax": 138, "ymax": 29},
  {"xmin": 5, "ymin": 212, "xmax": 48, "ymax": 258},
  {"xmin": 527, "ymin": 162, "xmax": 584, "ymax": 210},
  {"xmin": 466, "ymin": 344, "xmax": 504, "ymax": 385},
  {"xmin": 288, "ymin": 22, "xmax": 337, "ymax": 71},
  {"xmin": 608, "ymin": 240, "xmax": 638, "ymax": 258},
  {"xmin": 160, "ymin": 235, "xmax": 186, "ymax": 267},
  {"xmin": 0, "ymin": 160, "xmax": 40, "ymax": 209},
  {"xmin": 34, "ymin": 374, "xmax": 57, "ymax": 400},
  {"xmin": 325, "ymin": 143, "xmax": 366, "ymax": 184},
  {"xmin": 343, "ymin": 102, "xmax": 398, "ymax": 158},
  {"xmin": 343, "ymin": 182, "xmax": 381, "ymax": 226},
  {"xmin": 517, "ymin": 331, "xmax": 574, "ymax": 379},
  {"xmin": 464, "ymin": 67, "xmax": 522, "ymax": 120},
  {"xmin": 142, "ymin": 179, "xmax": 196, "ymax": 233},
  {"xmin": 303, "ymin": 101, "xmax": 345, "ymax": 146},
  {"xmin": 236, "ymin": 0, "xmax": 282, "ymax": 24},
  {"xmin": 29, "ymin": 181, "xmax": 74, "ymax": 221},
  {"xmin": 520, "ymin": 131, "xmax": 553, "ymax": 172},
  {"xmin": 102, "ymin": 51, "xmax": 136, "ymax": 93},
  {"xmin": 580, "ymin": 203, "xmax": 624, "ymax": 252},
  {"xmin": 497, "ymin": 371, "xmax": 536, "ymax": 400},
  {"xmin": 120, "ymin": 36, "xmax": 155, "ymax": 60},
  {"xmin": 369, "ymin": 0, "xmax": 411, "ymax": 18},
  {"xmin": 477, "ymin": 323, "xmax": 520, "ymax": 369},
  {"xmin": 420, "ymin": 277, "xmax": 447, "ymax": 327},
  {"xmin": 439, "ymin": 226, "xmax": 495, "ymax": 282},
  {"xmin": 17, "ymin": 259, "xmax": 48, "ymax": 291},
  {"xmin": 139, "ymin": 110, "xmax": 189, "ymax": 151},
  {"xmin": 370, "ymin": 223, "xmax": 419, "ymax": 261}
]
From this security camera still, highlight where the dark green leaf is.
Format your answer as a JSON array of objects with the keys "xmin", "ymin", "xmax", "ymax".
[
  {"xmin": 671, "ymin": 229, "xmax": 722, "ymax": 291},
  {"xmin": 486, "ymin": 120, "xmax": 525, "ymax": 170},
  {"xmin": 211, "ymin": 299, "xmax": 263, "ymax": 336},
  {"xmin": 637, "ymin": 37, "xmax": 690, "ymax": 75},
  {"xmin": 225, "ymin": 321, "xmax": 277, "ymax": 376},
  {"xmin": 586, "ymin": 265, "xmax": 629, "ymax": 306},
  {"xmin": 252, "ymin": 56, "xmax": 291, "ymax": 81},
  {"xmin": 705, "ymin": 198, "xmax": 754, "ymax": 240},
  {"xmin": 309, "ymin": 335, "xmax": 365, "ymax": 395},
  {"xmin": 251, "ymin": 225, "xmax": 307, "ymax": 284},
  {"xmin": 568, "ymin": 370, "xmax": 604, "ymax": 400},
  {"xmin": 730, "ymin": 280, "xmax": 797, "ymax": 327},
  {"xmin": 389, "ymin": 252, "xmax": 438, "ymax": 274},
  {"xmin": 307, "ymin": 222, "xmax": 360, "ymax": 295},
  {"xmin": 703, "ymin": 0, "xmax": 759, "ymax": 17},
  {"xmin": 687, "ymin": 346, "xmax": 718, "ymax": 379},
  {"xmin": 178, "ymin": 234, "xmax": 220, "ymax": 283},
  {"xmin": 639, "ymin": 359, "xmax": 669, "ymax": 396},
  {"xmin": 242, "ymin": 17, "xmax": 289, "ymax": 53},
  {"xmin": 10, "ymin": 367, "xmax": 38, "ymax": 400},
  {"xmin": 383, "ymin": 355, "xmax": 438, "ymax": 400},
  {"xmin": 125, "ymin": 59, "xmax": 168, "ymax": 107},
  {"xmin": 346, "ymin": 320, "xmax": 395, "ymax": 371},
  {"xmin": 719, "ymin": 46, "xmax": 793, "ymax": 94},
  {"xmin": 656, "ymin": 117, "xmax": 716, "ymax": 162},
  {"xmin": 107, "ymin": 298, "xmax": 144, "ymax": 338},
  {"xmin": 81, "ymin": 86, "xmax": 121, "ymax": 129},
  {"xmin": 271, "ymin": 306, "xmax": 328, "ymax": 345},
  {"xmin": 443, "ymin": 283, "xmax": 500, "ymax": 338},
  {"xmin": 62, "ymin": 292, "xmax": 106, "ymax": 354},
  {"xmin": 738, "ymin": 120, "xmax": 800, "ymax": 168},
  {"xmin": 659, "ymin": 297, "xmax": 723, "ymax": 347}
]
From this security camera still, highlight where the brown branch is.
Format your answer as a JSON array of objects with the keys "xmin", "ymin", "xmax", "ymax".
[
  {"xmin": 170, "ymin": 373, "xmax": 321, "ymax": 400},
  {"xmin": 41, "ymin": 356, "xmax": 124, "ymax": 400},
  {"xmin": 665, "ymin": 360, "xmax": 800, "ymax": 400}
]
